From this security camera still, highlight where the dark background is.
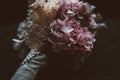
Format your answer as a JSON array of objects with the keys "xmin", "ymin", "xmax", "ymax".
[{"xmin": 0, "ymin": 0, "xmax": 120, "ymax": 80}]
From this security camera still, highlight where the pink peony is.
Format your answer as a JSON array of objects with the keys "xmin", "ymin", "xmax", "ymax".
[{"xmin": 48, "ymin": 0, "xmax": 96, "ymax": 54}]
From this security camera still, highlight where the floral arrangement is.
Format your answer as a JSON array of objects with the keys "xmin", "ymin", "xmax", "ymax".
[{"xmin": 13, "ymin": 0, "xmax": 105, "ymax": 69}]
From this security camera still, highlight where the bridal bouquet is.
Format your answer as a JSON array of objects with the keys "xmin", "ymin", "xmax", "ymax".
[{"xmin": 13, "ymin": 0, "xmax": 105, "ymax": 69}]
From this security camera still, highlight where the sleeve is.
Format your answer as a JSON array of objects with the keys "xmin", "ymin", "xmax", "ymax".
[{"xmin": 11, "ymin": 50, "xmax": 47, "ymax": 80}]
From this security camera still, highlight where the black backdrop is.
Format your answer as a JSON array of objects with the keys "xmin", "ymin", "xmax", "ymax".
[{"xmin": 0, "ymin": 0, "xmax": 120, "ymax": 80}]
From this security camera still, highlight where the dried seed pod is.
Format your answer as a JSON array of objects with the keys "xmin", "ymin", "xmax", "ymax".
[{"xmin": 23, "ymin": 0, "xmax": 61, "ymax": 50}]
